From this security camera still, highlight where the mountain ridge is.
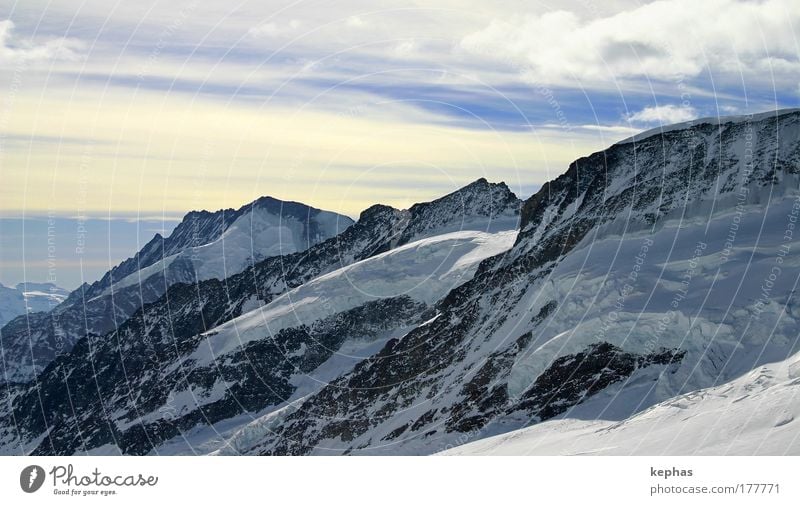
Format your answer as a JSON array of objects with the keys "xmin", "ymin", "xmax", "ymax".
[
  {"xmin": 0, "ymin": 178, "xmax": 522, "ymax": 454},
  {"xmin": 238, "ymin": 109, "xmax": 800, "ymax": 455},
  {"xmin": 2, "ymin": 109, "xmax": 798, "ymax": 455},
  {"xmin": 0, "ymin": 195, "xmax": 354, "ymax": 384}
]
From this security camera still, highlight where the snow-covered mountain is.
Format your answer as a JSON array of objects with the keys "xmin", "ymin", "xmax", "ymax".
[
  {"xmin": 2, "ymin": 110, "xmax": 798, "ymax": 456},
  {"xmin": 0, "ymin": 179, "xmax": 522, "ymax": 454},
  {"xmin": 0, "ymin": 197, "xmax": 353, "ymax": 384},
  {"xmin": 0, "ymin": 283, "xmax": 69, "ymax": 328},
  {"xmin": 230, "ymin": 109, "xmax": 799, "ymax": 455},
  {"xmin": 93, "ymin": 197, "xmax": 352, "ymax": 295}
]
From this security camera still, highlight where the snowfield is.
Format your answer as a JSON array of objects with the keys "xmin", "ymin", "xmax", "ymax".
[{"xmin": 191, "ymin": 228, "xmax": 518, "ymax": 366}]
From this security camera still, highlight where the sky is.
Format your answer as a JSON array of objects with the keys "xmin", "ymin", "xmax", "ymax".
[
  {"xmin": 0, "ymin": 215, "xmax": 174, "ymax": 289},
  {"xmin": 0, "ymin": 0, "xmax": 799, "ymax": 287}
]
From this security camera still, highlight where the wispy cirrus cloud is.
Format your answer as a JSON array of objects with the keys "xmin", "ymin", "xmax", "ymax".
[{"xmin": 1, "ymin": 0, "xmax": 797, "ymax": 223}]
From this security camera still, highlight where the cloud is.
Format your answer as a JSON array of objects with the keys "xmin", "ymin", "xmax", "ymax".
[
  {"xmin": 247, "ymin": 19, "xmax": 302, "ymax": 38},
  {"xmin": 346, "ymin": 16, "xmax": 365, "ymax": 28},
  {"xmin": 627, "ymin": 104, "xmax": 698, "ymax": 124},
  {"xmin": 0, "ymin": 20, "xmax": 83, "ymax": 64},
  {"xmin": 3, "ymin": 0, "xmax": 795, "ymax": 224},
  {"xmin": 461, "ymin": 0, "xmax": 800, "ymax": 84},
  {"xmin": 393, "ymin": 40, "xmax": 417, "ymax": 58},
  {"xmin": 2, "ymin": 89, "xmax": 596, "ymax": 218},
  {"xmin": 577, "ymin": 124, "xmax": 642, "ymax": 135}
]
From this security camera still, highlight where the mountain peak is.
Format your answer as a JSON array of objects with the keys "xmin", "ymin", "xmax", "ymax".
[
  {"xmin": 358, "ymin": 203, "xmax": 400, "ymax": 222},
  {"xmin": 392, "ymin": 179, "xmax": 521, "ymax": 245},
  {"xmin": 409, "ymin": 178, "xmax": 519, "ymax": 215},
  {"xmin": 448, "ymin": 177, "xmax": 508, "ymax": 194}
]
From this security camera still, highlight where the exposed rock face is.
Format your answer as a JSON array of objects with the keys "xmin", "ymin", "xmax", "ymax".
[{"xmin": 509, "ymin": 343, "xmax": 686, "ymax": 421}]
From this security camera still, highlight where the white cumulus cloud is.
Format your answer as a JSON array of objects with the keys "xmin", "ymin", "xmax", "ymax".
[
  {"xmin": 346, "ymin": 16, "xmax": 365, "ymax": 28},
  {"xmin": 461, "ymin": 0, "xmax": 800, "ymax": 85},
  {"xmin": 0, "ymin": 20, "xmax": 83, "ymax": 65},
  {"xmin": 248, "ymin": 19, "xmax": 302, "ymax": 38},
  {"xmin": 627, "ymin": 104, "xmax": 698, "ymax": 124}
]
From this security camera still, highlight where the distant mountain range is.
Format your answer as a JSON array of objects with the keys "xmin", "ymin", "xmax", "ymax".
[
  {"xmin": 2, "ymin": 109, "xmax": 799, "ymax": 456},
  {"xmin": 0, "ymin": 282, "xmax": 69, "ymax": 328}
]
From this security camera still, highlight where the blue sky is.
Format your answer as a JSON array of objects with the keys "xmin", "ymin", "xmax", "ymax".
[
  {"xmin": 0, "ymin": 216, "xmax": 179, "ymax": 289},
  {"xmin": 0, "ymin": 0, "xmax": 798, "ymax": 287}
]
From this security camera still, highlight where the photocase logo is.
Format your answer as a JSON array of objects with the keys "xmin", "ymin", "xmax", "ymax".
[{"xmin": 20, "ymin": 465, "xmax": 45, "ymax": 493}]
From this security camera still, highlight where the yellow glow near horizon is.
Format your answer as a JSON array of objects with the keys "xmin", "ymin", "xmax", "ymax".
[{"xmin": 0, "ymin": 89, "xmax": 606, "ymax": 218}]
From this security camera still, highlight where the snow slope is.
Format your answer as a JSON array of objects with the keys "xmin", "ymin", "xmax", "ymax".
[
  {"xmin": 193, "ymin": 229, "xmax": 518, "ymax": 365},
  {"xmin": 442, "ymin": 350, "xmax": 800, "ymax": 455},
  {"xmin": 155, "ymin": 228, "xmax": 518, "ymax": 455},
  {"xmin": 496, "ymin": 194, "xmax": 800, "ymax": 406}
]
